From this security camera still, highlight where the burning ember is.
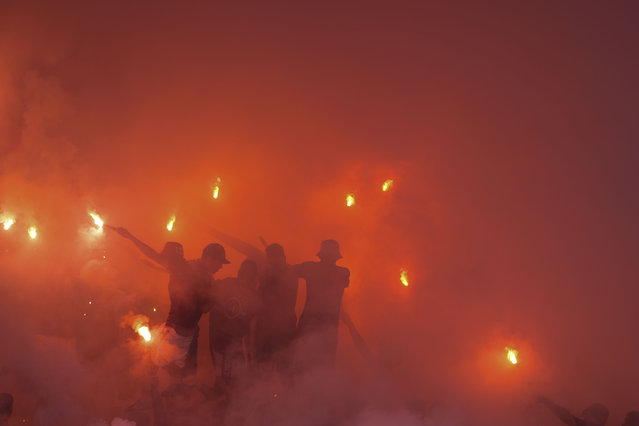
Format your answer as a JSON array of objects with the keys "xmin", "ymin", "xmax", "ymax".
[
  {"xmin": 137, "ymin": 326, "xmax": 152, "ymax": 342},
  {"xmin": 505, "ymin": 347, "xmax": 519, "ymax": 364},
  {"xmin": 28, "ymin": 226, "xmax": 37, "ymax": 239},
  {"xmin": 212, "ymin": 177, "xmax": 221, "ymax": 199},
  {"xmin": 166, "ymin": 215, "xmax": 176, "ymax": 231},
  {"xmin": 382, "ymin": 179, "xmax": 394, "ymax": 192},
  {"xmin": 89, "ymin": 211, "xmax": 104, "ymax": 232},
  {"xmin": 2, "ymin": 217, "xmax": 15, "ymax": 231},
  {"xmin": 346, "ymin": 193, "xmax": 355, "ymax": 207},
  {"xmin": 400, "ymin": 268, "xmax": 409, "ymax": 286}
]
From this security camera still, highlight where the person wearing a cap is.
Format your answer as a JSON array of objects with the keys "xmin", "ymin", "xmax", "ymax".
[
  {"xmin": 202, "ymin": 229, "xmax": 301, "ymax": 380},
  {"xmin": 293, "ymin": 239, "xmax": 350, "ymax": 369},
  {"xmin": 110, "ymin": 227, "xmax": 229, "ymax": 377},
  {"xmin": 538, "ymin": 396, "xmax": 609, "ymax": 426}
]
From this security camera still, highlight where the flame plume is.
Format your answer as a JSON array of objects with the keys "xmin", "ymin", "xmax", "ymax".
[
  {"xmin": 166, "ymin": 215, "xmax": 176, "ymax": 231},
  {"xmin": 400, "ymin": 268, "xmax": 409, "ymax": 286},
  {"xmin": 89, "ymin": 212, "xmax": 104, "ymax": 232},
  {"xmin": 382, "ymin": 179, "xmax": 394, "ymax": 192},
  {"xmin": 28, "ymin": 226, "xmax": 37, "ymax": 239},
  {"xmin": 346, "ymin": 193, "xmax": 355, "ymax": 207},
  {"xmin": 212, "ymin": 177, "xmax": 221, "ymax": 199},
  {"xmin": 505, "ymin": 347, "xmax": 518, "ymax": 364},
  {"xmin": 137, "ymin": 326, "xmax": 152, "ymax": 342},
  {"xmin": 2, "ymin": 217, "xmax": 15, "ymax": 231}
]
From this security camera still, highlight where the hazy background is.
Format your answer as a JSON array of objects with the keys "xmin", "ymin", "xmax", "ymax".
[{"xmin": 1, "ymin": 0, "xmax": 638, "ymax": 424}]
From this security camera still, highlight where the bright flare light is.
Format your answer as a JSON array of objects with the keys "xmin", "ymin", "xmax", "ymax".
[
  {"xmin": 28, "ymin": 226, "xmax": 37, "ymax": 239},
  {"xmin": 89, "ymin": 212, "xmax": 104, "ymax": 232},
  {"xmin": 346, "ymin": 193, "xmax": 355, "ymax": 207},
  {"xmin": 505, "ymin": 347, "xmax": 519, "ymax": 364},
  {"xmin": 400, "ymin": 268, "xmax": 409, "ymax": 287},
  {"xmin": 137, "ymin": 326, "xmax": 152, "ymax": 342},
  {"xmin": 382, "ymin": 179, "xmax": 394, "ymax": 192},
  {"xmin": 212, "ymin": 177, "xmax": 221, "ymax": 199},
  {"xmin": 166, "ymin": 215, "xmax": 176, "ymax": 231},
  {"xmin": 2, "ymin": 218, "xmax": 15, "ymax": 230}
]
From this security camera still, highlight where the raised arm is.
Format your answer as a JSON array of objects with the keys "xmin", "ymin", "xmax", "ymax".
[
  {"xmin": 538, "ymin": 396, "xmax": 576, "ymax": 426},
  {"xmin": 107, "ymin": 225, "xmax": 167, "ymax": 268},
  {"xmin": 207, "ymin": 228, "xmax": 267, "ymax": 265}
]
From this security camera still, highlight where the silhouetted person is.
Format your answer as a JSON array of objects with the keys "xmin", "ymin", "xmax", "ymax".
[
  {"xmin": 623, "ymin": 411, "xmax": 639, "ymax": 426},
  {"xmin": 293, "ymin": 239, "xmax": 349, "ymax": 369},
  {"xmin": 0, "ymin": 393, "xmax": 12, "ymax": 426},
  {"xmin": 254, "ymin": 243, "xmax": 299, "ymax": 377},
  {"xmin": 209, "ymin": 259, "xmax": 261, "ymax": 393},
  {"xmin": 538, "ymin": 396, "xmax": 609, "ymax": 426},
  {"xmin": 109, "ymin": 226, "xmax": 229, "ymax": 377}
]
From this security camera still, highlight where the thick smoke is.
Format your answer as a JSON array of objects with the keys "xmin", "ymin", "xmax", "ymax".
[{"xmin": 1, "ymin": 0, "xmax": 638, "ymax": 425}]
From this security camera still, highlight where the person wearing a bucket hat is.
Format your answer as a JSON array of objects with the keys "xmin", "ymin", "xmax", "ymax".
[{"xmin": 293, "ymin": 239, "xmax": 350, "ymax": 369}]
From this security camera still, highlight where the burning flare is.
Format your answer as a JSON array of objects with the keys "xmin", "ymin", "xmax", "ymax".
[
  {"xmin": 89, "ymin": 212, "xmax": 104, "ymax": 232},
  {"xmin": 400, "ymin": 268, "xmax": 409, "ymax": 287},
  {"xmin": 166, "ymin": 215, "xmax": 176, "ymax": 232},
  {"xmin": 2, "ymin": 217, "xmax": 15, "ymax": 231},
  {"xmin": 505, "ymin": 347, "xmax": 519, "ymax": 364},
  {"xmin": 28, "ymin": 226, "xmax": 37, "ymax": 239},
  {"xmin": 346, "ymin": 193, "xmax": 355, "ymax": 207},
  {"xmin": 212, "ymin": 177, "xmax": 221, "ymax": 199},
  {"xmin": 137, "ymin": 326, "xmax": 152, "ymax": 342},
  {"xmin": 382, "ymin": 179, "xmax": 394, "ymax": 192},
  {"xmin": 122, "ymin": 314, "xmax": 153, "ymax": 343}
]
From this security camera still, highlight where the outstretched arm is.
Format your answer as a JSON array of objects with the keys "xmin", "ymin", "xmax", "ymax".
[
  {"xmin": 107, "ymin": 225, "xmax": 167, "ymax": 268},
  {"xmin": 538, "ymin": 396, "xmax": 576, "ymax": 425},
  {"xmin": 208, "ymin": 228, "xmax": 267, "ymax": 265}
]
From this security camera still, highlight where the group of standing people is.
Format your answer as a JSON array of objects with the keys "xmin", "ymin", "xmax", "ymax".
[
  {"xmin": 537, "ymin": 396, "xmax": 638, "ymax": 426},
  {"xmin": 110, "ymin": 226, "xmax": 350, "ymax": 396}
]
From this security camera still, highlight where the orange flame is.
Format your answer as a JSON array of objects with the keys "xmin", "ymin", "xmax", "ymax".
[
  {"xmin": 122, "ymin": 313, "xmax": 153, "ymax": 343},
  {"xmin": 400, "ymin": 268, "xmax": 409, "ymax": 286},
  {"xmin": 89, "ymin": 212, "xmax": 104, "ymax": 232},
  {"xmin": 28, "ymin": 226, "xmax": 37, "ymax": 239},
  {"xmin": 2, "ymin": 217, "xmax": 15, "ymax": 231},
  {"xmin": 212, "ymin": 177, "xmax": 221, "ymax": 199},
  {"xmin": 166, "ymin": 215, "xmax": 176, "ymax": 231},
  {"xmin": 346, "ymin": 193, "xmax": 355, "ymax": 207},
  {"xmin": 505, "ymin": 347, "xmax": 518, "ymax": 364},
  {"xmin": 137, "ymin": 325, "xmax": 152, "ymax": 342},
  {"xmin": 382, "ymin": 179, "xmax": 394, "ymax": 192}
]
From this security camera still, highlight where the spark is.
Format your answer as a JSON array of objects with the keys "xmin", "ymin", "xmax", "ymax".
[
  {"xmin": 89, "ymin": 212, "xmax": 104, "ymax": 232},
  {"xmin": 382, "ymin": 179, "xmax": 394, "ymax": 192},
  {"xmin": 212, "ymin": 177, "xmax": 221, "ymax": 199},
  {"xmin": 28, "ymin": 226, "xmax": 37, "ymax": 239},
  {"xmin": 166, "ymin": 215, "xmax": 176, "ymax": 231},
  {"xmin": 400, "ymin": 268, "xmax": 409, "ymax": 287},
  {"xmin": 505, "ymin": 347, "xmax": 519, "ymax": 365},
  {"xmin": 346, "ymin": 193, "xmax": 355, "ymax": 207},
  {"xmin": 153, "ymin": 307, "xmax": 157, "ymax": 312}
]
